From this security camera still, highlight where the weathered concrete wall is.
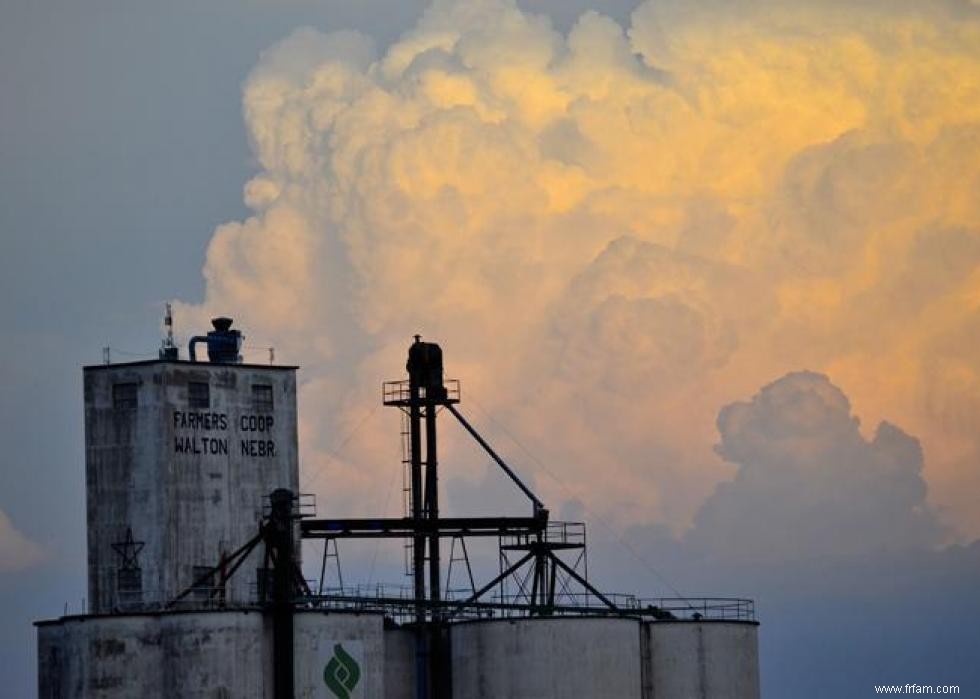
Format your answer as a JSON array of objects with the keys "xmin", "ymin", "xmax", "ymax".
[
  {"xmin": 84, "ymin": 360, "xmax": 299, "ymax": 612},
  {"xmin": 38, "ymin": 611, "xmax": 268, "ymax": 698},
  {"xmin": 37, "ymin": 610, "xmax": 389, "ymax": 698},
  {"xmin": 450, "ymin": 617, "xmax": 642, "ymax": 699},
  {"xmin": 641, "ymin": 621, "xmax": 760, "ymax": 699}
]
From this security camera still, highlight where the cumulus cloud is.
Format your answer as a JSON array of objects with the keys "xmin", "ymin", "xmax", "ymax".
[
  {"xmin": 179, "ymin": 0, "xmax": 980, "ymax": 537},
  {"xmin": 688, "ymin": 371, "xmax": 945, "ymax": 561},
  {"xmin": 0, "ymin": 510, "xmax": 44, "ymax": 573},
  {"xmin": 598, "ymin": 370, "xmax": 960, "ymax": 585}
]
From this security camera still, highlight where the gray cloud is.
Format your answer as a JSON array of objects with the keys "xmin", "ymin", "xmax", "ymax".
[{"xmin": 690, "ymin": 372, "xmax": 946, "ymax": 560}]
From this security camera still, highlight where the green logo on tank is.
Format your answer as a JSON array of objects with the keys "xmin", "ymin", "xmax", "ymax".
[{"xmin": 324, "ymin": 643, "xmax": 361, "ymax": 699}]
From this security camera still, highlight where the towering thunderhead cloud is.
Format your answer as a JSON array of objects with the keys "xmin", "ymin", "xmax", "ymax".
[{"xmin": 180, "ymin": 0, "xmax": 980, "ymax": 538}]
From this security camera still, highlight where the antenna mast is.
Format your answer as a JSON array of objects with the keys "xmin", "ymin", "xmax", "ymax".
[{"xmin": 159, "ymin": 303, "xmax": 179, "ymax": 360}]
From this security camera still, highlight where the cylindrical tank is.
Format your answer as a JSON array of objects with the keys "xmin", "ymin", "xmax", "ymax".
[
  {"xmin": 641, "ymin": 621, "xmax": 760, "ymax": 699},
  {"xmin": 37, "ymin": 610, "xmax": 269, "ymax": 697},
  {"xmin": 450, "ymin": 617, "xmax": 642, "ymax": 699},
  {"xmin": 37, "ymin": 610, "xmax": 393, "ymax": 698}
]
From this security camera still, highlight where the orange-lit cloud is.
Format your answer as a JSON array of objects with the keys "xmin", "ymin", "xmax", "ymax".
[
  {"xmin": 179, "ymin": 0, "xmax": 980, "ymax": 540},
  {"xmin": 0, "ymin": 509, "xmax": 44, "ymax": 573}
]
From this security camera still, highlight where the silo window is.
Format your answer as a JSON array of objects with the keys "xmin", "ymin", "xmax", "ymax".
[
  {"xmin": 117, "ymin": 568, "xmax": 142, "ymax": 596},
  {"xmin": 252, "ymin": 384, "xmax": 274, "ymax": 412},
  {"xmin": 188, "ymin": 381, "xmax": 210, "ymax": 409},
  {"xmin": 112, "ymin": 383, "xmax": 138, "ymax": 410},
  {"xmin": 191, "ymin": 566, "xmax": 216, "ymax": 602}
]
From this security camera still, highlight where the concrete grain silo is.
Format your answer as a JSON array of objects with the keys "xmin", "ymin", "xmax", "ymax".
[
  {"xmin": 451, "ymin": 618, "xmax": 643, "ymax": 698},
  {"xmin": 82, "ymin": 322, "xmax": 299, "ymax": 613},
  {"xmin": 643, "ymin": 620, "xmax": 761, "ymax": 699},
  {"xmin": 36, "ymin": 321, "xmax": 760, "ymax": 698}
]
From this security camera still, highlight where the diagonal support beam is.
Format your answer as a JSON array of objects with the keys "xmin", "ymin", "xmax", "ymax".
[
  {"xmin": 167, "ymin": 527, "xmax": 265, "ymax": 608},
  {"xmin": 446, "ymin": 550, "xmax": 536, "ymax": 618},
  {"xmin": 445, "ymin": 404, "xmax": 544, "ymax": 512},
  {"xmin": 550, "ymin": 554, "xmax": 620, "ymax": 612}
]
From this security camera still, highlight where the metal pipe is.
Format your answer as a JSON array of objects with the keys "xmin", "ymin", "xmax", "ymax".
[
  {"xmin": 445, "ymin": 404, "xmax": 545, "ymax": 511},
  {"xmin": 425, "ymin": 402, "xmax": 441, "ymax": 612},
  {"xmin": 408, "ymin": 381, "xmax": 429, "ymax": 699},
  {"xmin": 409, "ymin": 387, "xmax": 425, "ymax": 623},
  {"xmin": 269, "ymin": 489, "xmax": 296, "ymax": 699}
]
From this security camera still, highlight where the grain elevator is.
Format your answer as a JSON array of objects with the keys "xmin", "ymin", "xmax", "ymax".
[{"xmin": 36, "ymin": 317, "xmax": 760, "ymax": 698}]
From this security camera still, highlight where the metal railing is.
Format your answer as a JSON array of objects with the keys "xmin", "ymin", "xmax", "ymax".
[
  {"xmin": 634, "ymin": 596, "xmax": 755, "ymax": 621},
  {"xmin": 94, "ymin": 587, "xmax": 754, "ymax": 625},
  {"xmin": 262, "ymin": 492, "xmax": 316, "ymax": 519},
  {"xmin": 382, "ymin": 379, "xmax": 461, "ymax": 406},
  {"xmin": 297, "ymin": 583, "xmax": 755, "ymax": 623},
  {"xmin": 500, "ymin": 521, "xmax": 586, "ymax": 549}
]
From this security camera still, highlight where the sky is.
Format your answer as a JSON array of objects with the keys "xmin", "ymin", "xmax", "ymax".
[{"xmin": 2, "ymin": 0, "xmax": 979, "ymax": 697}]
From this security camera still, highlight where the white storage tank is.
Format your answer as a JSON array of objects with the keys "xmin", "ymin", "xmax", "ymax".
[
  {"xmin": 37, "ymin": 610, "xmax": 269, "ymax": 697},
  {"xmin": 641, "ymin": 620, "xmax": 760, "ymax": 699},
  {"xmin": 37, "ymin": 610, "xmax": 394, "ymax": 698},
  {"xmin": 450, "ymin": 617, "xmax": 642, "ymax": 699}
]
